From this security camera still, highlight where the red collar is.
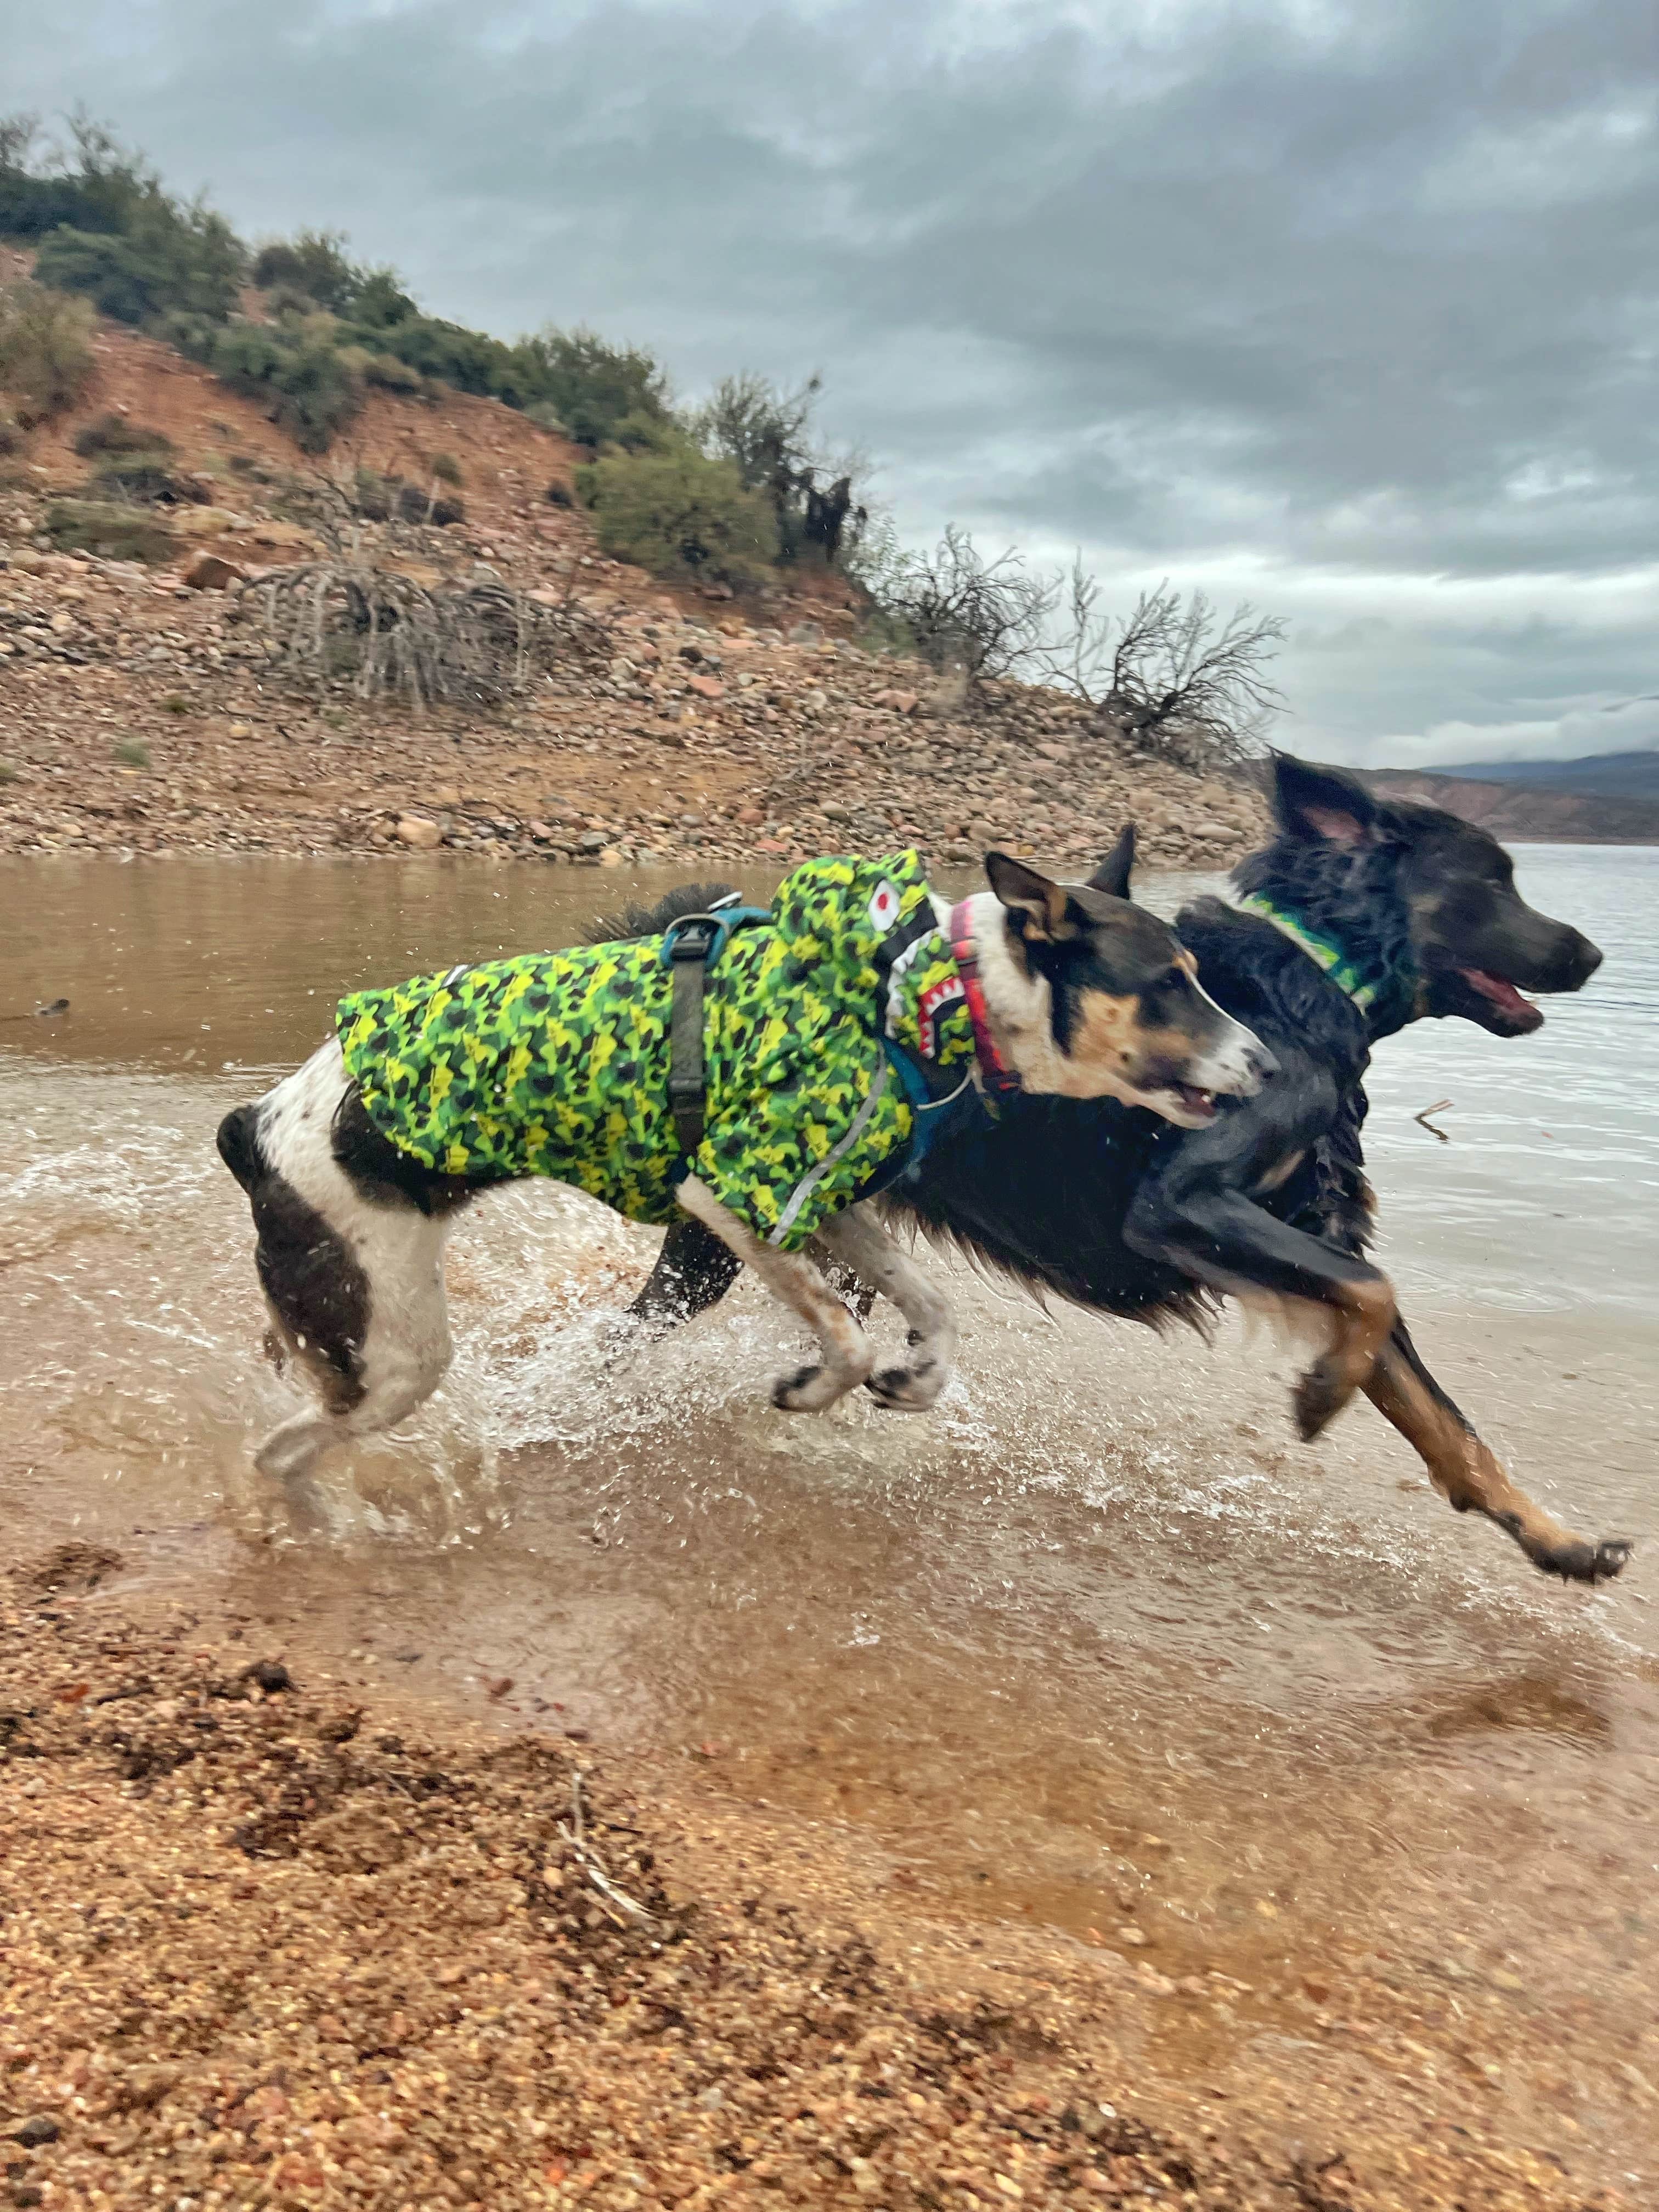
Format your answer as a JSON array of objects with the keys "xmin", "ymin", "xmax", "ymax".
[{"xmin": 948, "ymin": 900, "xmax": 1023, "ymax": 1101}]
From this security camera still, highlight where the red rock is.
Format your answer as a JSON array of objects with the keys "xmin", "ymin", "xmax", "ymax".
[
  {"xmin": 735, "ymin": 805, "xmax": 765, "ymax": 826},
  {"xmin": 183, "ymin": 552, "xmax": 245, "ymax": 591}
]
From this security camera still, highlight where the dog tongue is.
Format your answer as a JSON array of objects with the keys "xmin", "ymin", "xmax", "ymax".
[{"xmin": 1462, "ymin": 969, "xmax": 1543, "ymax": 1028}]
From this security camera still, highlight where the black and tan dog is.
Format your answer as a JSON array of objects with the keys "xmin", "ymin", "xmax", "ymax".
[{"xmin": 628, "ymin": 757, "xmax": 1627, "ymax": 1586}]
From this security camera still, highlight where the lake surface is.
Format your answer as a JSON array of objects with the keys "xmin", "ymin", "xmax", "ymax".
[{"xmin": 3, "ymin": 844, "xmax": 1657, "ymax": 2184}]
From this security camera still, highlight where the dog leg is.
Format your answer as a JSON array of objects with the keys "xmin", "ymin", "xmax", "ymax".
[
  {"xmin": 1365, "ymin": 1321, "xmax": 1631, "ymax": 1585},
  {"xmin": 628, "ymin": 1215, "xmax": 744, "ymax": 1333},
  {"xmin": 627, "ymin": 1217, "xmax": 876, "ymax": 1337},
  {"xmin": 805, "ymin": 1233, "xmax": 879, "ymax": 1324},
  {"xmin": 675, "ymin": 1175, "xmax": 875, "ymax": 1411},
  {"xmin": 1127, "ymin": 1181, "xmax": 1396, "ymax": 1439},
  {"xmin": 241, "ymin": 1042, "xmax": 456, "ymax": 1482},
  {"xmin": 814, "ymin": 1203, "xmax": 956, "ymax": 1410}
]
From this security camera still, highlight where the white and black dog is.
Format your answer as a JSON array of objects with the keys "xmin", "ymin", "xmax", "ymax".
[{"xmin": 218, "ymin": 844, "xmax": 1272, "ymax": 1487}]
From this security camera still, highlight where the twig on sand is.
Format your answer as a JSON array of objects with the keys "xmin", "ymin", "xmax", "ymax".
[
  {"xmin": 1414, "ymin": 1098, "xmax": 1453, "ymax": 1143},
  {"xmin": 556, "ymin": 1770, "xmax": 659, "ymax": 1928}
]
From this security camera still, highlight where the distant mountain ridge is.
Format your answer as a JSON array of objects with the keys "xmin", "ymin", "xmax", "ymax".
[
  {"xmin": 1362, "ymin": 765, "xmax": 1659, "ymax": 844},
  {"xmin": 1420, "ymin": 746, "xmax": 1659, "ymax": 798}
]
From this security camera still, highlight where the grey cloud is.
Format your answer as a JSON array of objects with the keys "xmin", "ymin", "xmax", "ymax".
[{"xmin": 3, "ymin": 0, "xmax": 1656, "ymax": 764}]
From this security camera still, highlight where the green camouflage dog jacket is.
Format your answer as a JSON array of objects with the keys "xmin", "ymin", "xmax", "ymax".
[{"xmin": 336, "ymin": 850, "xmax": 978, "ymax": 1249}]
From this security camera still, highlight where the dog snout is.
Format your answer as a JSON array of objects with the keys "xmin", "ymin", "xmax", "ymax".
[
  {"xmin": 1204, "ymin": 1022, "xmax": 1276, "ymax": 1097},
  {"xmin": 1563, "ymin": 930, "xmax": 1602, "ymax": 989}
]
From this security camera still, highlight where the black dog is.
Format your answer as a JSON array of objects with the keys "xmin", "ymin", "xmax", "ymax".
[{"xmin": 622, "ymin": 755, "xmax": 1627, "ymax": 1585}]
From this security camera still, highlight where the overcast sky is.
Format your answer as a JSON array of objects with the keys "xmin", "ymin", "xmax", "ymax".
[{"xmin": 5, "ymin": 0, "xmax": 1657, "ymax": 766}]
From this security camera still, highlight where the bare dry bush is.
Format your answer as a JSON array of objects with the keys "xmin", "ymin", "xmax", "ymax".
[
  {"xmin": 866, "ymin": 524, "xmax": 1056, "ymax": 684},
  {"xmin": 233, "ymin": 560, "xmax": 608, "ymax": 710},
  {"xmin": 1038, "ymin": 567, "xmax": 1285, "ymax": 765}
]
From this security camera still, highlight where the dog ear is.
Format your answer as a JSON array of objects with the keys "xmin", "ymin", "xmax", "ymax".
[
  {"xmin": 1086, "ymin": 825, "xmax": 1136, "ymax": 899},
  {"xmin": 1271, "ymin": 754, "xmax": 1378, "ymax": 848},
  {"xmin": 985, "ymin": 852, "xmax": 1077, "ymax": 940}
]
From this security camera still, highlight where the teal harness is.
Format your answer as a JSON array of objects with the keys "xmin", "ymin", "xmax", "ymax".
[{"xmin": 1235, "ymin": 891, "xmax": 1424, "ymax": 1031}]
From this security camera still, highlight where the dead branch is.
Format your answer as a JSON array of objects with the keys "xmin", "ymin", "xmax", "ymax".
[
  {"xmin": 229, "ymin": 556, "xmax": 609, "ymax": 711},
  {"xmin": 1036, "ymin": 567, "xmax": 1286, "ymax": 766},
  {"xmin": 556, "ymin": 1770, "xmax": 660, "ymax": 1927},
  {"xmin": 868, "ymin": 525, "xmax": 1058, "ymax": 685}
]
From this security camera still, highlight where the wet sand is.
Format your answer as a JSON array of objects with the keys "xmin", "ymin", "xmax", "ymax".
[{"xmin": 0, "ymin": 1542, "xmax": 1637, "ymax": 2211}]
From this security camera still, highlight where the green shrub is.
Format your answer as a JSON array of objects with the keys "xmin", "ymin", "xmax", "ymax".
[
  {"xmin": 35, "ymin": 199, "xmax": 244, "ymax": 326},
  {"xmin": 251, "ymin": 230, "xmax": 356, "ymax": 309},
  {"xmin": 0, "ymin": 406, "xmax": 21, "ymax": 456},
  {"xmin": 112, "ymin": 738, "xmax": 151, "ymax": 768},
  {"xmin": 360, "ymin": 350, "xmax": 422, "ymax": 394},
  {"xmin": 0, "ymin": 276, "xmax": 96, "ymax": 425},
  {"xmin": 74, "ymin": 411, "xmax": 173, "ymax": 458},
  {"xmin": 160, "ymin": 693, "xmax": 190, "ymax": 714},
  {"xmin": 515, "ymin": 328, "xmax": 671, "ymax": 447},
  {"xmin": 251, "ymin": 232, "xmax": 414, "ymax": 326},
  {"xmin": 351, "ymin": 467, "xmax": 464, "ymax": 526},
  {"xmin": 46, "ymin": 497, "xmax": 175, "ymax": 562},
  {"xmin": 576, "ymin": 447, "xmax": 774, "ymax": 583},
  {"xmin": 430, "ymin": 450, "xmax": 461, "ymax": 485},
  {"xmin": 85, "ymin": 452, "xmax": 194, "ymax": 504},
  {"xmin": 206, "ymin": 325, "xmax": 362, "ymax": 453},
  {"xmin": 346, "ymin": 312, "xmax": 511, "ymax": 399},
  {"xmin": 0, "ymin": 114, "xmax": 155, "ymax": 240}
]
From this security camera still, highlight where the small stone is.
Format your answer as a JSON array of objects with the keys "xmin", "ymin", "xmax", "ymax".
[
  {"xmin": 685, "ymin": 672, "xmax": 724, "ymax": 700},
  {"xmin": 8, "ymin": 2117, "xmax": 59, "ymax": 2148},
  {"xmin": 183, "ymin": 552, "xmax": 245, "ymax": 591},
  {"xmin": 227, "ymin": 721, "xmax": 253, "ymax": 740},
  {"xmin": 396, "ymin": 815, "xmax": 443, "ymax": 849}
]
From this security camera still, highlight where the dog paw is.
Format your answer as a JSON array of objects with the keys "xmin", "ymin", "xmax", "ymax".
[
  {"xmin": 1534, "ymin": 1533, "xmax": 1634, "ymax": 1585},
  {"xmin": 772, "ymin": 1362, "xmax": 853, "ymax": 1413},
  {"xmin": 865, "ymin": 1358, "xmax": 945, "ymax": 1412}
]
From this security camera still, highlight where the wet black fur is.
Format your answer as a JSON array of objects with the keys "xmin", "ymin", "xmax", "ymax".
[
  {"xmin": 216, "ymin": 1103, "xmax": 370, "ymax": 1411},
  {"xmin": 584, "ymin": 882, "xmax": 744, "ymax": 946}
]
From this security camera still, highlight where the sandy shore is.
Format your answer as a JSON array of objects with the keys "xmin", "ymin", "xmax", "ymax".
[{"xmin": 0, "ymin": 1541, "xmax": 1630, "ymax": 2212}]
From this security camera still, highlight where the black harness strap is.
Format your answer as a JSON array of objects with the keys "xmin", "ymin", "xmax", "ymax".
[
  {"xmin": 659, "ymin": 897, "xmax": 771, "ymax": 1161},
  {"xmin": 667, "ymin": 918, "xmax": 719, "ymax": 1156}
]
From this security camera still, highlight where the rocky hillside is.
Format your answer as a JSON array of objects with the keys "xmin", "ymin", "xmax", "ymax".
[
  {"xmin": 1364, "ymin": 766, "xmax": 1659, "ymax": 844},
  {"xmin": 1, "ymin": 303, "xmax": 1267, "ymax": 875}
]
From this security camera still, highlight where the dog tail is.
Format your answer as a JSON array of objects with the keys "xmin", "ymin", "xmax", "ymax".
[
  {"xmin": 216, "ymin": 1103, "xmax": 266, "ymax": 1194},
  {"xmin": 584, "ymin": 880, "xmax": 741, "ymax": 945}
]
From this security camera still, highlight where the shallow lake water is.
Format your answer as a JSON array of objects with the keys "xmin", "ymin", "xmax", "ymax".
[{"xmin": 3, "ymin": 845, "xmax": 1657, "ymax": 2181}]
